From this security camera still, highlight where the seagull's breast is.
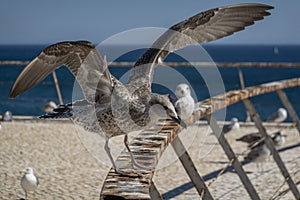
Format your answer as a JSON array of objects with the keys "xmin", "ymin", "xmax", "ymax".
[{"xmin": 21, "ymin": 174, "xmax": 38, "ymax": 192}]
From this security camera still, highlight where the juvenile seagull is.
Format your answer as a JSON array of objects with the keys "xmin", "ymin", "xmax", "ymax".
[
  {"xmin": 9, "ymin": 4, "xmax": 273, "ymax": 174},
  {"xmin": 174, "ymin": 83, "xmax": 195, "ymax": 121},
  {"xmin": 266, "ymin": 108, "xmax": 287, "ymax": 123},
  {"xmin": 236, "ymin": 132, "xmax": 262, "ymax": 145},
  {"xmin": 222, "ymin": 117, "xmax": 240, "ymax": 134},
  {"xmin": 20, "ymin": 167, "xmax": 39, "ymax": 199},
  {"xmin": 236, "ymin": 131, "xmax": 286, "ymax": 147},
  {"xmin": 244, "ymin": 142, "xmax": 271, "ymax": 173}
]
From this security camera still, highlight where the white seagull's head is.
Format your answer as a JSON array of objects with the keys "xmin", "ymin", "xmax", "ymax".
[
  {"xmin": 231, "ymin": 117, "xmax": 238, "ymax": 123},
  {"xmin": 175, "ymin": 83, "xmax": 191, "ymax": 98},
  {"xmin": 278, "ymin": 108, "xmax": 287, "ymax": 116},
  {"xmin": 22, "ymin": 167, "xmax": 34, "ymax": 175}
]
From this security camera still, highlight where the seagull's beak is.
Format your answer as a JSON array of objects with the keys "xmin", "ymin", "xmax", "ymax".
[{"xmin": 171, "ymin": 116, "xmax": 187, "ymax": 129}]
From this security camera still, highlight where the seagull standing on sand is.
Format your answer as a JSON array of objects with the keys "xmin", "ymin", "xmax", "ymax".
[
  {"xmin": 266, "ymin": 108, "xmax": 287, "ymax": 123},
  {"xmin": 244, "ymin": 142, "xmax": 271, "ymax": 173},
  {"xmin": 236, "ymin": 131, "xmax": 286, "ymax": 147},
  {"xmin": 43, "ymin": 101, "xmax": 57, "ymax": 113},
  {"xmin": 222, "ymin": 117, "xmax": 240, "ymax": 134},
  {"xmin": 2, "ymin": 110, "xmax": 12, "ymax": 121},
  {"xmin": 174, "ymin": 83, "xmax": 195, "ymax": 121},
  {"xmin": 9, "ymin": 4, "xmax": 273, "ymax": 175},
  {"xmin": 20, "ymin": 167, "xmax": 39, "ymax": 199}
]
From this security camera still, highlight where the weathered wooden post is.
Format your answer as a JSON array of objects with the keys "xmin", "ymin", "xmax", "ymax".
[{"xmin": 242, "ymin": 98, "xmax": 300, "ymax": 199}]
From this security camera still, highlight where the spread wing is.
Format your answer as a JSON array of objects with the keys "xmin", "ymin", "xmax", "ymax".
[
  {"xmin": 9, "ymin": 41, "xmax": 117, "ymax": 103},
  {"xmin": 128, "ymin": 4, "xmax": 273, "ymax": 95}
]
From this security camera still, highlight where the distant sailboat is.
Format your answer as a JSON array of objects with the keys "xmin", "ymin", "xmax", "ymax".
[{"xmin": 274, "ymin": 46, "xmax": 279, "ymax": 54}]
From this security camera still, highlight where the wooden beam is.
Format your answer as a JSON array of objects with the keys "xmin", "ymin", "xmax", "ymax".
[
  {"xmin": 206, "ymin": 115, "xmax": 261, "ymax": 200},
  {"xmin": 171, "ymin": 136, "xmax": 214, "ymax": 200},
  {"xmin": 276, "ymin": 89, "xmax": 300, "ymax": 135}
]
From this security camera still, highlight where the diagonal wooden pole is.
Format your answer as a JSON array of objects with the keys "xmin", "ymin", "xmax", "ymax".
[
  {"xmin": 171, "ymin": 136, "xmax": 214, "ymax": 200},
  {"xmin": 206, "ymin": 114, "xmax": 261, "ymax": 200},
  {"xmin": 52, "ymin": 71, "xmax": 63, "ymax": 105},
  {"xmin": 276, "ymin": 89, "xmax": 300, "ymax": 135},
  {"xmin": 242, "ymin": 98, "xmax": 300, "ymax": 199}
]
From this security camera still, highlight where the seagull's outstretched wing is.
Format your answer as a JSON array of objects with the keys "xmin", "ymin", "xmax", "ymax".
[
  {"xmin": 128, "ymin": 4, "xmax": 273, "ymax": 95},
  {"xmin": 9, "ymin": 41, "xmax": 116, "ymax": 103}
]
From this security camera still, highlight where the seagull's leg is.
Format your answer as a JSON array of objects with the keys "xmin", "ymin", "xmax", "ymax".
[
  {"xmin": 104, "ymin": 137, "xmax": 119, "ymax": 173},
  {"xmin": 124, "ymin": 134, "xmax": 146, "ymax": 170},
  {"xmin": 104, "ymin": 137, "xmax": 142, "ymax": 176},
  {"xmin": 25, "ymin": 192, "xmax": 27, "ymax": 199}
]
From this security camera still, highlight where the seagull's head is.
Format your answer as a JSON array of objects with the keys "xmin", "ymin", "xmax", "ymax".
[
  {"xmin": 274, "ymin": 131, "xmax": 287, "ymax": 138},
  {"xmin": 278, "ymin": 108, "xmax": 287, "ymax": 115},
  {"xmin": 21, "ymin": 167, "xmax": 34, "ymax": 175},
  {"xmin": 175, "ymin": 83, "xmax": 191, "ymax": 98},
  {"xmin": 148, "ymin": 93, "xmax": 187, "ymax": 128},
  {"xmin": 231, "ymin": 117, "xmax": 238, "ymax": 123}
]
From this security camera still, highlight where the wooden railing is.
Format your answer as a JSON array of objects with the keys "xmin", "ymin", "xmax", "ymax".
[
  {"xmin": 1, "ymin": 61, "xmax": 300, "ymax": 68},
  {"xmin": 100, "ymin": 77, "xmax": 300, "ymax": 200}
]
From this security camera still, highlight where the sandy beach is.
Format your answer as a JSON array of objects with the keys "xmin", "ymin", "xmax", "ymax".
[{"xmin": 0, "ymin": 119, "xmax": 299, "ymax": 200}]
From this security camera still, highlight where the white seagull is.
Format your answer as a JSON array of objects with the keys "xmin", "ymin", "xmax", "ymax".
[
  {"xmin": 2, "ymin": 110, "xmax": 12, "ymax": 121},
  {"xmin": 43, "ymin": 101, "xmax": 57, "ymax": 113},
  {"xmin": 20, "ymin": 167, "xmax": 39, "ymax": 199},
  {"xmin": 266, "ymin": 108, "xmax": 287, "ymax": 123},
  {"xmin": 222, "ymin": 117, "xmax": 240, "ymax": 134},
  {"xmin": 174, "ymin": 83, "xmax": 195, "ymax": 121},
  {"xmin": 9, "ymin": 4, "xmax": 273, "ymax": 175}
]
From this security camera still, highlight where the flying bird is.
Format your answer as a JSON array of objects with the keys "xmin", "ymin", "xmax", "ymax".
[
  {"xmin": 266, "ymin": 108, "xmax": 287, "ymax": 123},
  {"xmin": 9, "ymin": 4, "xmax": 273, "ymax": 175},
  {"xmin": 20, "ymin": 167, "xmax": 39, "ymax": 199}
]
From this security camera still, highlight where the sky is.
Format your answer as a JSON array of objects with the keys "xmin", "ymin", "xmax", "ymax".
[{"xmin": 0, "ymin": 0, "xmax": 299, "ymax": 45}]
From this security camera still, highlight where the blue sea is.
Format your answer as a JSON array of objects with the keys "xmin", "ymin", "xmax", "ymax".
[{"xmin": 0, "ymin": 44, "xmax": 300, "ymax": 121}]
